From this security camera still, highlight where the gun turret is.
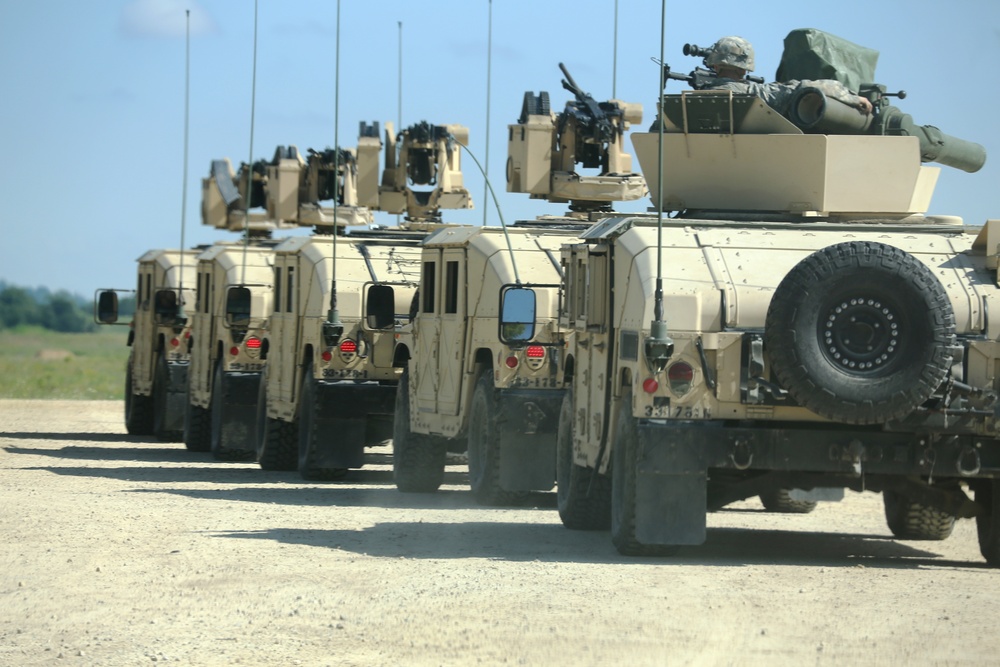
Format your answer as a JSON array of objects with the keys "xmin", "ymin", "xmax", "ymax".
[
  {"xmin": 378, "ymin": 121, "xmax": 472, "ymax": 222},
  {"xmin": 507, "ymin": 63, "xmax": 646, "ymax": 214}
]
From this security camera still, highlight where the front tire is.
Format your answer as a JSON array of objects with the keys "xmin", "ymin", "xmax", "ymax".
[
  {"xmin": 557, "ymin": 387, "xmax": 611, "ymax": 530},
  {"xmin": 392, "ymin": 368, "xmax": 447, "ymax": 493},
  {"xmin": 184, "ymin": 399, "xmax": 211, "ymax": 452},
  {"xmin": 467, "ymin": 369, "xmax": 526, "ymax": 506},
  {"xmin": 883, "ymin": 489, "xmax": 955, "ymax": 541},
  {"xmin": 759, "ymin": 489, "xmax": 818, "ymax": 514}
]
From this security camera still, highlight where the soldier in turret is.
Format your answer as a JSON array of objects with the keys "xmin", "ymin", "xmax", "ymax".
[{"xmin": 705, "ymin": 35, "xmax": 872, "ymax": 116}]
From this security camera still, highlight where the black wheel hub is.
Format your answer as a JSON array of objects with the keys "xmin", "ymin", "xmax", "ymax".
[{"xmin": 821, "ymin": 296, "xmax": 901, "ymax": 373}]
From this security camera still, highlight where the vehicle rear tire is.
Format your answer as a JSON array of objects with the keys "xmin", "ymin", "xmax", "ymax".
[
  {"xmin": 209, "ymin": 363, "xmax": 252, "ymax": 462},
  {"xmin": 467, "ymin": 369, "xmax": 527, "ymax": 506},
  {"xmin": 765, "ymin": 241, "xmax": 955, "ymax": 425},
  {"xmin": 759, "ymin": 489, "xmax": 818, "ymax": 514},
  {"xmin": 297, "ymin": 361, "xmax": 346, "ymax": 481},
  {"xmin": 393, "ymin": 368, "xmax": 447, "ymax": 493},
  {"xmin": 152, "ymin": 354, "xmax": 182, "ymax": 442},
  {"xmin": 255, "ymin": 372, "xmax": 297, "ymax": 471},
  {"xmin": 976, "ymin": 481, "xmax": 1000, "ymax": 567},
  {"xmin": 611, "ymin": 388, "xmax": 678, "ymax": 557},
  {"xmin": 124, "ymin": 355, "xmax": 153, "ymax": 436},
  {"xmin": 557, "ymin": 387, "xmax": 611, "ymax": 530},
  {"xmin": 184, "ymin": 400, "xmax": 211, "ymax": 452},
  {"xmin": 883, "ymin": 489, "xmax": 955, "ymax": 541}
]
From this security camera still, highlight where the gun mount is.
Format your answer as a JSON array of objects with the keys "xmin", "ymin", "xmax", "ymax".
[
  {"xmin": 202, "ymin": 135, "xmax": 376, "ymax": 235},
  {"xmin": 378, "ymin": 120, "xmax": 473, "ymax": 223},
  {"xmin": 507, "ymin": 63, "xmax": 646, "ymax": 215}
]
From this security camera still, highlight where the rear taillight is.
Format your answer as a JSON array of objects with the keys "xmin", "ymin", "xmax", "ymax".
[
  {"xmin": 244, "ymin": 336, "xmax": 262, "ymax": 359},
  {"xmin": 339, "ymin": 339, "xmax": 358, "ymax": 363},
  {"xmin": 524, "ymin": 345, "xmax": 545, "ymax": 370},
  {"xmin": 667, "ymin": 362, "xmax": 694, "ymax": 396}
]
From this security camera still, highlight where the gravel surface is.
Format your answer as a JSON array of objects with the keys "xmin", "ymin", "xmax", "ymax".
[{"xmin": 1, "ymin": 399, "xmax": 998, "ymax": 666}]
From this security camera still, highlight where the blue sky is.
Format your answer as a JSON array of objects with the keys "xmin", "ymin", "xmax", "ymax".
[{"xmin": 1, "ymin": 0, "xmax": 998, "ymax": 297}]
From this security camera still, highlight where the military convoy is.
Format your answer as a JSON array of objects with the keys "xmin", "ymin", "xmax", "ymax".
[{"xmin": 96, "ymin": 28, "xmax": 1000, "ymax": 566}]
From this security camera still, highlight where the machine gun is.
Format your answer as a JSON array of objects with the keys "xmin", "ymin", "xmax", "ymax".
[{"xmin": 507, "ymin": 63, "xmax": 645, "ymax": 214}]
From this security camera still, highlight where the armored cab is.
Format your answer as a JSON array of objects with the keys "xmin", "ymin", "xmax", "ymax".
[
  {"xmin": 506, "ymin": 33, "xmax": 1000, "ymax": 565},
  {"xmin": 257, "ymin": 229, "xmax": 423, "ymax": 480},
  {"xmin": 97, "ymin": 249, "xmax": 198, "ymax": 440},
  {"xmin": 184, "ymin": 241, "xmax": 279, "ymax": 460},
  {"xmin": 392, "ymin": 222, "xmax": 589, "ymax": 504}
]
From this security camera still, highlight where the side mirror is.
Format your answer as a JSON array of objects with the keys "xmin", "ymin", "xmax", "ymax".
[
  {"xmin": 96, "ymin": 290, "xmax": 119, "ymax": 324},
  {"xmin": 225, "ymin": 286, "xmax": 252, "ymax": 327},
  {"xmin": 366, "ymin": 284, "xmax": 396, "ymax": 330},
  {"xmin": 499, "ymin": 286, "xmax": 536, "ymax": 344},
  {"xmin": 153, "ymin": 289, "xmax": 179, "ymax": 325}
]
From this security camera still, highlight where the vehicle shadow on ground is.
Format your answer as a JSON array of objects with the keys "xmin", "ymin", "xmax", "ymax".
[
  {"xmin": 0, "ymin": 432, "xmax": 141, "ymax": 443},
  {"xmin": 4, "ymin": 444, "xmax": 205, "ymax": 463},
  {"xmin": 126, "ymin": 484, "xmax": 556, "ymax": 511},
  {"xmin": 211, "ymin": 521, "xmax": 988, "ymax": 570}
]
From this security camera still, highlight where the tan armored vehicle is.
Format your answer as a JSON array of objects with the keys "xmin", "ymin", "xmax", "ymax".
[
  {"xmin": 505, "ymin": 32, "xmax": 1000, "ymax": 564},
  {"xmin": 97, "ymin": 249, "xmax": 198, "ymax": 440},
  {"xmin": 393, "ymin": 69, "xmax": 646, "ymax": 504},
  {"xmin": 256, "ymin": 121, "xmax": 456, "ymax": 480},
  {"xmin": 185, "ymin": 145, "xmax": 359, "ymax": 460},
  {"xmin": 257, "ymin": 229, "xmax": 423, "ymax": 478}
]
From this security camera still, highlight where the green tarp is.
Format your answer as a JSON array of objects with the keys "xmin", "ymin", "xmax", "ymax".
[{"xmin": 776, "ymin": 28, "xmax": 879, "ymax": 92}]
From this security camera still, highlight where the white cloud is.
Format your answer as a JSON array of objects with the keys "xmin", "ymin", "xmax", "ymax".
[{"xmin": 120, "ymin": 0, "xmax": 217, "ymax": 38}]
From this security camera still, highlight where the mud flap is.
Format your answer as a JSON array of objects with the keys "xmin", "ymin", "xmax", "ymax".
[
  {"xmin": 163, "ymin": 362, "xmax": 189, "ymax": 436},
  {"xmin": 312, "ymin": 383, "xmax": 396, "ymax": 469},
  {"xmin": 497, "ymin": 389, "xmax": 563, "ymax": 492},
  {"xmin": 218, "ymin": 372, "xmax": 262, "ymax": 456},
  {"xmin": 635, "ymin": 424, "xmax": 708, "ymax": 546}
]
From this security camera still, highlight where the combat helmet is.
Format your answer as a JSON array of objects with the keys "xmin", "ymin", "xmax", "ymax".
[{"xmin": 705, "ymin": 36, "xmax": 755, "ymax": 72}]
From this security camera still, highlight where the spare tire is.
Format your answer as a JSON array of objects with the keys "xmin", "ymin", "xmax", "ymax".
[{"xmin": 765, "ymin": 241, "xmax": 955, "ymax": 424}]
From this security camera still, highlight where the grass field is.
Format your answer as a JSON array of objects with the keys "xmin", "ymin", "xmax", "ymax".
[{"xmin": 0, "ymin": 326, "xmax": 130, "ymax": 399}]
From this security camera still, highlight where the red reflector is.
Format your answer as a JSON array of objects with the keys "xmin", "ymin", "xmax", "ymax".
[
  {"xmin": 170, "ymin": 337, "xmax": 180, "ymax": 347},
  {"xmin": 340, "ymin": 339, "xmax": 358, "ymax": 353},
  {"xmin": 525, "ymin": 345, "xmax": 545, "ymax": 359},
  {"xmin": 668, "ymin": 362, "xmax": 694, "ymax": 382},
  {"xmin": 245, "ymin": 336, "xmax": 262, "ymax": 349},
  {"xmin": 184, "ymin": 331, "xmax": 191, "ymax": 339},
  {"xmin": 321, "ymin": 350, "xmax": 333, "ymax": 362},
  {"xmin": 229, "ymin": 346, "xmax": 239, "ymax": 356},
  {"xmin": 642, "ymin": 377, "xmax": 659, "ymax": 394},
  {"xmin": 505, "ymin": 356, "xmax": 519, "ymax": 369}
]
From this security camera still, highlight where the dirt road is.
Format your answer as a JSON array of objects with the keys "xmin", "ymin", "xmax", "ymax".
[{"xmin": 1, "ymin": 400, "xmax": 998, "ymax": 666}]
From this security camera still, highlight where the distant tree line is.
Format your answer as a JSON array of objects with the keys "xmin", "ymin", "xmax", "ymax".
[{"xmin": 0, "ymin": 283, "xmax": 134, "ymax": 333}]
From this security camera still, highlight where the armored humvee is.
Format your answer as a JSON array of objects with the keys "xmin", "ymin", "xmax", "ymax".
[
  {"xmin": 255, "ymin": 122, "xmax": 461, "ymax": 480},
  {"xmin": 392, "ymin": 68, "xmax": 646, "ymax": 504},
  {"xmin": 97, "ymin": 248, "xmax": 198, "ymax": 440},
  {"xmin": 504, "ymin": 33, "xmax": 1000, "ymax": 564},
  {"xmin": 184, "ymin": 144, "xmax": 363, "ymax": 460}
]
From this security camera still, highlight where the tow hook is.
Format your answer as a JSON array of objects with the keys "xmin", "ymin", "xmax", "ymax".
[
  {"xmin": 730, "ymin": 439, "xmax": 753, "ymax": 470},
  {"xmin": 957, "ymin": 444, "xmax": 982, "ymax": 477}
]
